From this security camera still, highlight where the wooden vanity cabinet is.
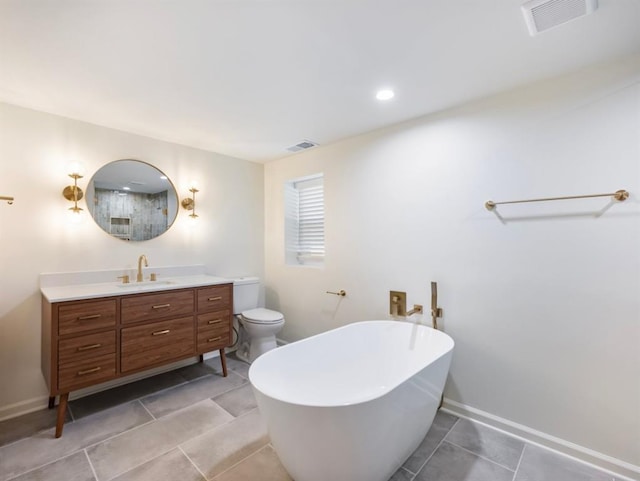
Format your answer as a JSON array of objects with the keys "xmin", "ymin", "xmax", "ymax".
[{"xmin": 41, "ymin": 282, "xmax": 233, "ymax": 438}]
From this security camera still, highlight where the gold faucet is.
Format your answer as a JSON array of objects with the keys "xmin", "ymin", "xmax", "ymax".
[{"xmin": 137, "ymin": 254, "xmax": 148, "ymax": 282}]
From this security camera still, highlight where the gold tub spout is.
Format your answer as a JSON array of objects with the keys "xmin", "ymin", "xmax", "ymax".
[{"xmin": 406, "ymin": 304, "xmax": 423, "ymax": 316}]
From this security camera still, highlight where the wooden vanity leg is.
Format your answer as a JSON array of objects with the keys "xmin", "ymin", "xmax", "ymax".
[
  {"xmin": 199, "ymin": 354, "xmax": 204, "ymax": 362},
  {"xmin": 48, "ymin": 396, "xmax": 55, "ymax": 409},
  {"xmin": 219, "ymin": 349, "xmax": 228, "ymax": 377},
  {"xmin": 55, "ymin": 393, "xmax": 69, "ymax": 438}
]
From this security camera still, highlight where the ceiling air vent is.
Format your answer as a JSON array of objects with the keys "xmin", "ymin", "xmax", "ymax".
[
  {"xmin": 522, "ymin": 0, "xmax": 598, "ymax": 36},
  {"xmin": 287, "ymin": 140, "xmax": 318, "ymax": 153}
]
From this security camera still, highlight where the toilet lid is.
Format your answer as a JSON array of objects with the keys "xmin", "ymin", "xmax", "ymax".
[{"xmin": 242, "ymin": 308, "xmax": 284, "ymax": 324}]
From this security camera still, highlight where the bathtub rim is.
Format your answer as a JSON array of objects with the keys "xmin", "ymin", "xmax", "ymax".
[{"xmin": 248, "ymin": 319, "xmax": 454, "ymax": 408}]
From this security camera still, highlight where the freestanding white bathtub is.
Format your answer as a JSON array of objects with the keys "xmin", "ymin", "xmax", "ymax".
[{"xmin": 248, "ymin": 320, "xmax": 454, "ymax": 481}]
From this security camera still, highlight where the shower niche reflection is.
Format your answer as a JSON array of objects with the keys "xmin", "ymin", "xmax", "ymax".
[{"xmin": 86, "ymin": 160, "xmax": 179, "ymax": 241}]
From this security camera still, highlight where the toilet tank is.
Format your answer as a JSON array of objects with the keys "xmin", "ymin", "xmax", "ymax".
[{"xmin": 233, "ymin": 277, "xmax": 260, "ymax": 314}]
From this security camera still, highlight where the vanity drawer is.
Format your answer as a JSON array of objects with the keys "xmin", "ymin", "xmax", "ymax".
[
  {"xmin": 58, "ymin": 299, "xmax": 117, "ymax": 336},
  {"xmin": 58, "ymin": 354, "xmax": 116, "ymax": 391},
  {"xmin": 197, "ymin": 310, "xmax": 231, "ymax": 353},
  {"xmin": 197, "ymin": 310, "xmax": 231, "ymax": 330},
  {"xmin": 121, "ymin": 316, "xmax": 194, "ymax": 372},
  {"xmin": 197, "ymin": 330, "xmax": 230, "ymax": 352},
  {"xmin": 197, "ymin": 285, "xmax": 232, "ymax": 312},
  {"xmin": 121, "ymin": 290, "xmax": 194, "ymax": 324},
  {"xmin": 58, "ymin": 331, "xmax": 116, "ymax": 365}
]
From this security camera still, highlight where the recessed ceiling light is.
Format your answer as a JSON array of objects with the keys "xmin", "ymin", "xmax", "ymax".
[
  {"xmin": 122, "ymin": 186, "xmax": 131, "ymax": 190},
  {"xmin": 376, "ymin": 89, "xmax": 395, "ymax": 101}
]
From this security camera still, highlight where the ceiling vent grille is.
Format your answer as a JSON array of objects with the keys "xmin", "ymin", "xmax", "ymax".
[
  {"xmin": 522, "ymin": 0, "xmax": 598, "ymax": 36},
  {"xmin": 287, "ymin": 140, "xmax": 318, "ymax": 153}
]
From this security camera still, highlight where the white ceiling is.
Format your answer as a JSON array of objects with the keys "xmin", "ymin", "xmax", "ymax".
[{"xmin": 1, "ymin": 0, "xmax": 639, "ymax": 163}]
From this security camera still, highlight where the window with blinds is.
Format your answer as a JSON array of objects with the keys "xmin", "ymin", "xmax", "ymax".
[{"xmin": 284, "ymin": 174, "xmax": 324, "ymax": 266}]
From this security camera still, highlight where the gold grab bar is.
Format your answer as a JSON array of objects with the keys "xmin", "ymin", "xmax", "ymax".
[
  {"xmin": 1, "ymin": 196, "xmax": 14, "ymax": 205},
  {"xmin": 326, "ymin": 290, "xmax": 346, "ymax": 297},
  {"xmin": 485, "ymin": 189, "xmax": 629, "ymax": 211}
]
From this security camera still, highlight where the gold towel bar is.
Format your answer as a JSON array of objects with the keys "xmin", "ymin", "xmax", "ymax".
[
  {"xmin": 1, "ymin": 195, "xmax": 14, "ymax": 205},
  {"xmin": 485, "ymin": 189, "xmax": 629, "ymax": 211},
  {"xmin": 326, "ymin": 290, "xmax": 347, "ymax": 297}
]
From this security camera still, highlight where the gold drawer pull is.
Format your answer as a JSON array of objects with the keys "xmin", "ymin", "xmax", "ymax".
[
  {"xmin": 208, "ymin": 296, "xmax": 222, "ymax": 301},
  {"xmin": 207, "ymin": 336, "xmax": 223, "ymax": 343},
  {"xmin": 78, "ymin": 314, "xmax": 101, "ymax": 321},
  {"xmin": 77, "ymin": 366, "xmax": 101, "ymax": 376},
  {"xmin": 152, "ymin": 329, "xmax": 171, "ymax": 336},
  {"xmin": 77, "ymin": 343, "xmax": 102, "ymax": 352},
  {"xmin": 208, "ymin": 319, "xmax": 222, "ymax": 325},
  {"xmin": 152, "ymin": 304, "xmax": 171, "ymax": 309}
]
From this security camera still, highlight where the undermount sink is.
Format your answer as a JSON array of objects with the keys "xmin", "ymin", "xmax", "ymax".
[{"xmin": 116, "ymin": 280, "xmax": 174, "ymax": 288}]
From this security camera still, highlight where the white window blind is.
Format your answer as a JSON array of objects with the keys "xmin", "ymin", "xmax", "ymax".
[{"xmin": 285, "ymin": 174, "xmax": 324, "ymax": 266}]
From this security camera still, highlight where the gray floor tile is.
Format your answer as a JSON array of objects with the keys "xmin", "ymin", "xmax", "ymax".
[
  {"xmin": 111, "ymin": 448, "xmax": 205, "ymax": 481},
  {"xmin": 212, "ymin": 384, "xmax": 257, "ymax": 417},
  {"xmin": 415, "ymin": 442, "xmax": 514, "ymax": 481},
  {"xmin": 403, "ymin": 410, "xmax": 459, "ymax": 474},
  {"xmin": 389, "ymin": 467, "xmax": 415, "ymax": 481},
  {"xmin": 445, "ymin": 418, "xmax": 525, "ymax": 470},
  {"xmin": 5, "ymin": 451, "xmax": 95, "ymax": 481},
  {"xmin": 176, "ymin": 362, "xmax": 219, "ymax": 381},
  {"xmin": 69, "ymin": 371, "xmax": 187, "ymax": 419},
  {"xmin": 0, "ymin": 401, "xmax": 152, "ymax": 481},
  {"xmin": 141, "ymin": 372, "xmax": 247, "ymax": 418},
  {"xmin": 212, "ymin": 445, "xmax": 292, "ymax": 481},
  {"xmin": 182, "ymin": 408, "xmax": 269, "ymax": 479},
  {"xmin": 0, "ymin": 406, "xmax": 72, "ymax": 447},
  {"xmin": 514, "ymin": 444, "xmax": 614, "ymax": 481},
  {"xmin": 87, "ymin": 399, "xmax": 233, "ymax": 481}
]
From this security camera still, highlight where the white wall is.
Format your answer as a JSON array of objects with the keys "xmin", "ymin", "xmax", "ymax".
[
  {"xmin": 264, "ymin": 55, "xmax": 640, "ymax": 473},
  {"xmin": 0, "ymin": 102, "xmax": 264, "ymax": 415}
]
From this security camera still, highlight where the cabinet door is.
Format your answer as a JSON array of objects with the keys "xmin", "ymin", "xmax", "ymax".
[
  {"xmin": 121, "ymin": 290, "xmax": 194, "ymax": 324},
  {"xmin": 58, "ymin": 331, "xmax": 116, "ymax": 365},
  {"xmin": 58, "ymin": 354, "xmax": 117, "ymax": 392},
  {"xmin": 58, "ymin": 299, "xmax": 117, "ymax": 336},
  {"xmin": 121, "ymin": 316, "xmax": 194, "ymax": 372},
  {"xmin": 197, "ymin": 285, "xmax": 232, "ymax": 312}
]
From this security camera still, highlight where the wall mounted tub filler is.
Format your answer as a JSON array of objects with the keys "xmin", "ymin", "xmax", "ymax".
[{"xmin": 249, "ymin": 320, "xmax": 454, "ymax": 481}]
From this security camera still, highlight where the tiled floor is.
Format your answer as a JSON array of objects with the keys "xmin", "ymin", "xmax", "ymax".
[{"xmin": 0, "ymin": 354, "xmax": 622, "ymax": 481}]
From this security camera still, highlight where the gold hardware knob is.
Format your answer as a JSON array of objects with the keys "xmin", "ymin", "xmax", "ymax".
[
  {"xmin": 117, "ymin": 275, "xmax": 130, "ymax": 284},
  {"xmin": 208, "ymin": 319, "xmax": 222, "ymax": 325},
  {"xmin": 152, "ymin": 304, "xmax": 171, "ymax": 309},
  {"xmin": 77, "ymin": 314, "xmax": 101, "ymax": 321},
  {"xmin": 152, "ymin": 329, "xmax": 171, "ymax": 336},
  {"xmin": 207, "ymin": 336, "xmax": 222, "ymax": 343},
  {"xmin": 77, "ymin": 343, "xmax": 102, "ymax": 352},
  {"xmin": 208, "ymin": 296, "xmax": 222, "ymax": 301}
]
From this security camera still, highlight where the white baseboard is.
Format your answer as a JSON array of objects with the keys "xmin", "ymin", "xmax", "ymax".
[
  {"xmin": 0, "ymin": 396, "xmax": 51, "ymax": 422},
  {"xmin": 441, "ymin": 398, "xmax": 640, "ymax": 481}
]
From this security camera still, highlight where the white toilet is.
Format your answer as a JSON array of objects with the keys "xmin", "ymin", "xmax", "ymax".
[{"xmin": 233, "ymin": 277, "xmax": 285, "ymax": 363}]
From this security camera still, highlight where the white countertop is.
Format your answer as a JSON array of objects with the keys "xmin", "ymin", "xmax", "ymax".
[{"xmin": 40, "ymin": 265, "xmax": 233, "ymax": 303}]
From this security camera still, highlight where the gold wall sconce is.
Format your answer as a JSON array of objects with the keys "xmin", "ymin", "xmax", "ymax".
[
  {"xmin": 181, "ymin": 186, "xmax": 199, "ymax": 218},
  {"xmin": 62, "ymin": 164, "xmax": 84, "ymax": 214}
]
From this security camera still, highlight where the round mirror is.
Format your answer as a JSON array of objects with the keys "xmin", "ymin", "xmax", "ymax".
[{"xmin": 86, "ymin": 160, "xmax": 178, "ymax": 241}]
